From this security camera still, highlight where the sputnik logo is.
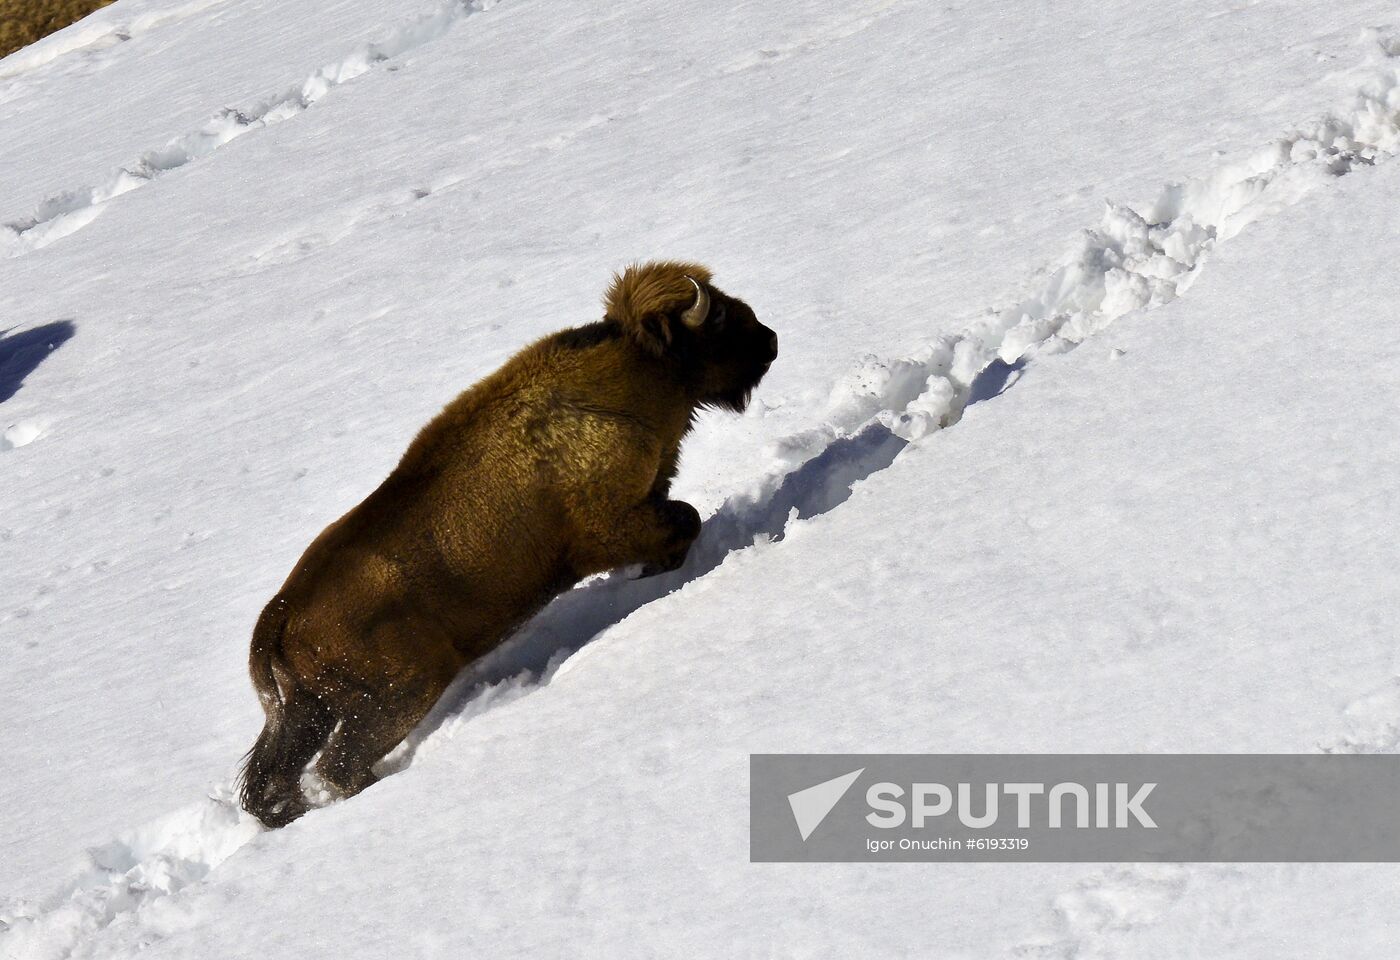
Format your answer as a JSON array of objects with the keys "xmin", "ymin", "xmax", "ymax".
[{"xmin": 787, "ymin": 768, "xmax": 864, "ymax": 841}]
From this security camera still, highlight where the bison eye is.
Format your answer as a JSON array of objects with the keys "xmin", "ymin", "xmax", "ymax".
[{"xmin": 710, "ymin": 302, "xmax": 727, "ymax": 331}]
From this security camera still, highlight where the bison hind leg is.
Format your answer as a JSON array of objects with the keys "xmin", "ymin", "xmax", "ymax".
[
  {"xmin": 241, "ymin": 690, "xmax": 334, "ymax": 829},
  {"xmin": 313, "ymin": 613, "xmax": 463, "ymax": 799}
]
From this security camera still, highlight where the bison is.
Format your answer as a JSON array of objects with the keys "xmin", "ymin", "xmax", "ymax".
[{"xmin": 238, "ymin": 260, "xmax": 778, "ymax": 827}]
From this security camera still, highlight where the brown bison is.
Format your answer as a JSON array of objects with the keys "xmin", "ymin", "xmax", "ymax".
[{"xmin": 239, "ymin": 260, "xmax": 777, "ymax": 827}]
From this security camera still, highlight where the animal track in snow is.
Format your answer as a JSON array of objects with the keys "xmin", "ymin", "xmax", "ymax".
[
  {"xmin": 0, "ymin": 0, "xmax": 495, "ymax": 258},
  {"xmin": 786, "ymin": 29, "xmax": 1400, "ymax": 459},
  {"xmin": 3, "ymin": 0, "xmax": 915, "ymax": 268},
  {"xmin": 0, "ymin": 787, "xmax": 259, "ymax": 960}
]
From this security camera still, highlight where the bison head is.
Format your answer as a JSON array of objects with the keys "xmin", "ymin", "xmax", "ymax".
[{"xmin": 604, "ymin": 260, "xmax": 778, "ymax": 412}]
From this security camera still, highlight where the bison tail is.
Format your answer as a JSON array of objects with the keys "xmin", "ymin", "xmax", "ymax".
[{"xmin": 237, "ymin": 597, "xmax": 330, "ymax": 828}]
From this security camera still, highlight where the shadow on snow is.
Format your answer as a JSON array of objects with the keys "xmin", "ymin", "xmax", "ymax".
[{"xmin": 0, "ymin": 319, "xmax": 75, "ymax": 403}]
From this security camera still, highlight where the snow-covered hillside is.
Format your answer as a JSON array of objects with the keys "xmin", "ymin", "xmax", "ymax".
[{"xmin": 3, "ymin": 0, "xmax": 1400, "ymax": 956}]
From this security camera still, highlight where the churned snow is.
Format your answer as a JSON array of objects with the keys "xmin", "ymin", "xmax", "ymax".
[{"xmin": 3, "ymin": 0, "xmax": 1400, "ymax": 956}]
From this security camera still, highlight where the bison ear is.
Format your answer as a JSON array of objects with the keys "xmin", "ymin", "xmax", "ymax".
[{"xmin": 603, "ymin": 260, "xmax": 714, "ymax": 356}]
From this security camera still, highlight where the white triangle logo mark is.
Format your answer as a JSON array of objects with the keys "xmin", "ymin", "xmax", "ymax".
[{"xmin": 787, "ymin": 768, "xmax": 864, "ymax": 842}]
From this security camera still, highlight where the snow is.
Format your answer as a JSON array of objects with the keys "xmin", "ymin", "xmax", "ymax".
[{"xmin": 3, "ymin": 0, "xmax": 1400, "ymax": 956}]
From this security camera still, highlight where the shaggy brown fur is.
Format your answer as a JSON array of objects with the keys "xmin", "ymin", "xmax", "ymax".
[{"xmin": 239, "ymin": 260, "xmax": 777, "ymax": 827}]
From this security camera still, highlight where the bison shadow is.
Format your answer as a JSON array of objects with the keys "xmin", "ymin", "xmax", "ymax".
[{"xmin": 0, "ymin": 320, "xmax": 76, "ymax": 403}]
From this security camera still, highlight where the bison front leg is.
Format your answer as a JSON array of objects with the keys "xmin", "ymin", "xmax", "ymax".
[
  {"xmin": 637, "ymin": 498, "xmax": 702, "ymax": 577},
  {"xmin": 572, "ymin": 496, "xmax": 701, "ymax": 579}
]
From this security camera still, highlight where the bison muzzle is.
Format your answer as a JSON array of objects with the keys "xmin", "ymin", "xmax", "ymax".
[{"xmin": 238, "ymin": 260, "xmax": 777, "ymax": 827}]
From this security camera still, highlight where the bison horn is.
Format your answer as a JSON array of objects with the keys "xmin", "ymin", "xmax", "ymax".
[{"xmin": 681, "ymin": 277, "xmax": 709, "ymax": 329}]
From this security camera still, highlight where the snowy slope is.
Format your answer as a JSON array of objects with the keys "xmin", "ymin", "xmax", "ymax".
[{"xmin": 3, "ymin": 0, "xmax": 1400, "ymax": 956}]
